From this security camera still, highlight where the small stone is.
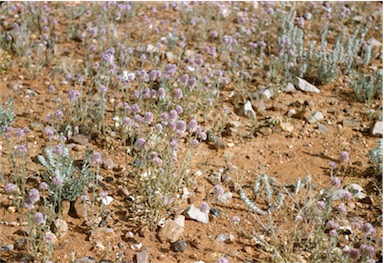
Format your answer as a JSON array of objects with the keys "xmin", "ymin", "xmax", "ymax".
[
  {"xmin": 215, "ymin": 233, "xmax": 234, "ymax": 243},
  {"xmin": 285, "ymin": 82, "xmax": 296, "ymax": 93},
  {"xmin": 70, "ymin": 134, "xmax": 89, "ymax": 145},
  {"xmin": 0, "ymin": 244, "xmax": 14, "ymax": 252},
  {"xmin": 371, "ymin": 121, "xmax": 383, "ymax": 136},
  {"xmin": 61, "ymin": 200, "xmax": 70, "ymax": 219},
  {"xmin": 370, "ymin": 37, "xmax": 382, "ymax": 48},
  {"xmin": 306, "ymin": 111, "xmax": 324, "ymax": 124},
  {"xmin": 75, "ymin": 257, "xmax": 97, "ymax": 263},
  {"xmin": 317, "ymin": 124, "xmax": 328, "ymax": 134},
  {"xmin": 296, "ymin": 77, "xmax": 320, "ymax": 93},
  {"xmin": 342, "ymin": 119, "xmax": 359, "ymax": 127},
  {"xmin": 244, "ymin": 246, "xmax": 253, "ymax": 254},
  {"xmin": 280, "ymin": 122, "xmax": 294, "ymax": 133},
  {"xmin": 53, "ymin": 219, "xmax": 68, "ymax": 239},
  {"xmin": 207, "ymin": 171, "xmax": 222, "ymax": 185},
  {"xmin": 158, "ymin": 219, "xmax": 184, "ymax": 243},
  {"xmin": 7, "ymin": 206, "xmax": 16, "ymax": 213},
  {"xmin": 209, "ymin": 208, "xmax": 220, "ymax": 217},
  {"xmin": 74, "ymin": 196, "xmax": 91, "ymax": 219},
  {"xmin": 174, "ymin": 215, "xmax": 185, "ymax": 228},
  {"xmin": 165, "ymin": 52, "xmax": 176, "ymax": 63},
  {"xmin": 252, "ymin": 88, "xmax": 274, "ymax": 100},
  {"xmin": 272, "ymin": 102, "xmax": 288, "ymax": 112},
  {"xmin": 184, "ymin": 205, "xmax": 209, "ymax": 224},
  {"xmin": 25, "ymin": 89, "xmax": 38, "ymax": 96},
  {"xmin": 184, "ymin": 50, "xmax": 195, "ymax": 57},
  {"xmin": 135, "ymin": 250, "xmax": 148, "ymax": 263},
  {"xmin": 244, "ymin": 100, "xmax": 256, "ymax": 120},
  {"xmin": 258, "ymin": 127, "xmax": 272, "ymax": 136},
  {"xmin": 7, "ymin": 81, "xmax": 21, "ymax": 91},
  {"xmin": 251, "ymin": 99, "xmax": 266, "ymax": 113},
  {"xmin": 146, "ymin": 44, "xmax": 159, "ymax": 53},
  {"xmin": 103, "ymin": 158, "xmax": 115, "ymax": 170},
  {"xmin": 73, "ymin": 144, "xmax": 87, "ymax": 152},
  {"xmin": 171, "ymin": 240, "xmax": 187, "ymax": 252},
  {"xmin": 92, "ymin": 240, "xmax": 105, "ymax": 252},
  {"xmin": 293, "ymin": 108, "xmax": 310, "ymax": 120},
  {"xmin": 347, "ymin": 184, "xmax": 366, "ymax": 199},
  {"xmin": 287, "ymin": 109, "xmax": 297, "ymax": 118}
]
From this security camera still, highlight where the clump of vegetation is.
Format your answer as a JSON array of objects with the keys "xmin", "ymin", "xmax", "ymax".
[{"xmin": 0, "ymin": 98, "xmax": 15, "ymax": 134}]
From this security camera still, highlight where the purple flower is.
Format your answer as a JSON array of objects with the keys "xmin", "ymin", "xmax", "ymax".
[
  {"xmin": 161, "ymin": 112, "xmax": 169, "ymax": 122},
  {"xmin": 198, "ymin": 131, "xmax": 207, "ymax": 141},
  {"xmin": 329, "ymin": 229, "xmax": 338, "ymax": 237},
  {"xmin": 337, "ymin": 203, "xmax": 346, "ymax": 214},
  {"xmin": 39, "ymin": 182, "xmax": 49, "ymax": 191},
  {"xmin": 134, "ymin": 138, "xmax": 146, "ymax": 151},
  {"xmin": 23, "ymin": 198, "xmax": 34, "ymax": 209},
  {"xmin": 169, "ymin": 137, "xmax": 178, "ymax": 148},
  {"xmin": 49, "ymin": 85, "xmax": 55, "ymax": 93},
  {"xmin": 52, "ymin": 175, "xmax": 63, "ymax": 186},
  {"xmin": 149, "ymin": 70, "xmax": 158, "ymax": 81},
  {"xmin": 342, "ymin": 245, "xmax": 351, "ymax": 255},
  {"xmin": 157, "ymin": 88, "xmax": 166, "ymax": 99},
  {"xmin": 80, "ymin": 195, "xmax": 89, "ymax": 202},
  {"xmin": 54, "ymin": 110, "xmax": 64, "ymax": 119},
  {"xmin": 164, "ymin": 64, "xmax": 177, "ymax": 76},
  {"xmin": 5, "ymin": 183, "xmax": 18, "ymax": 193},
  {"xmin": 188, "ymin": 120, "xmax": 198, "ymax": 132},
  {"xmin": 176, "ymin": 120, "xmax": 186, "ymax": 133},
  {"xmin": 343, "ymin": 191, "xmax": 352, "ymax": 200},
  {"xmin": 169, "ymin": 110, "xmax": 178, "ymax": 120},
  {"xmin": 199, "ymin": 202, "xmax": 210, "ymax": 213},
  {"xmin": 52, "ymin": 145, "xmax": 63, "ymax": 156},
  {"xmin": 100, "ymin": 86, "xmax": 108, "ymax": 94},
  {"xmin": 174, "ymin": 88, "xmax": 183, "ymax": 99},
  {"xmin": 190, "ymin": 138, "xmax": 199, "ymax": 147},
  {"xmin": 360, "ymin": 244, "xmax": 375, "ymax": 257},
  {"xmin": 155, "ymin": 123, "xmax": 163, "ymax": 131},
  {"xmin": 349, "ymin": 248, "xmax": 360, "ymax": 261},
  {"xmin": 68, "ymin": 90, "xmax": 81, "ymax": 101},
  {"xmin": 181, "ymin": 74, "xmax": 189, "ymax": 85},
  {"xmin": 362, "ymin": 222, "xmax": 376, "ymax": 236},
  {"xmin": 331, "ymin": 177, "xmax": 341, "ymax": 188},
  {"xmin": 330, "ymin": 161, "xmax": 337, "ymax": 169},
  {"xmin": 187, "ymin": 78, "xmax": 197, "ymax": 90},
  {"xmin": 297, "ymin": 16, "xmax": 305, "ymax": 28},
  {"xmin": 214, "ymin": 185, "xmax": 224, "ymax": 196},
  {"xmin": 339, "ymin": 151, "xmax": 349, "ymax": 163},
  {"xmin": 92, "ymin": 151, "xmax": 103, "ymax": 165},
  {"xmin": 216, "ymin": 257, "xmax": 229, "ymax": 263},
  {"xmin": 131, "ymin": 104, "xmax": 141, "ymax": 113},
  {"xmin": 327, "ymin": 220, "xmax": 340, "ymax": 230},
  {"xmin": 317, "ymin": 200, "xmax": 326, "ymax": 209},
  {"xmin": 175, "ymin": 105, "xmax": 183, "ymax": 114},
  {"xmin": 33, "ymin": 212, "xmax": 45, "ymax": 224},
  {"xmin": 28, "ymin": 188, "xmax": 40, "ymax": 203},
  {"xmin": 15, "ymin": 144, "xmax": 28, "ymax": 158},
  {"xmin": 14, "ymin": 128, "xmax": 24, "ymax": 138},
  {"xmin": 144, "ymin": 112, "xmax": 154, "ymax": 124}
]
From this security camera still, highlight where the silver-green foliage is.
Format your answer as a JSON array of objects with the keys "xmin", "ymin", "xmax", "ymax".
[
  {"xmin": 368, "ymin": 139, "xmax": 383, "ymax": 177},
  {"xmin": 38, "ymin": 147, "xmax": 91, "ymax": 202},
  {"xmin": 240, "ymin": 174, "xmax": 311, "ymax": 215},
  {"xmin": 350, "ymin": 69, "xmax": 383, "ymax": 105},
  {"xmin": 0, "ymin": 98, "xmax": 15, "ymax": 134}
]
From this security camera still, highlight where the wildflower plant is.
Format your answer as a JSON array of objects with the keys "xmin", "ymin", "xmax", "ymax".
[{"xmin": 38, "ymin": 145, "xmax": 92, "ymax": 211}]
